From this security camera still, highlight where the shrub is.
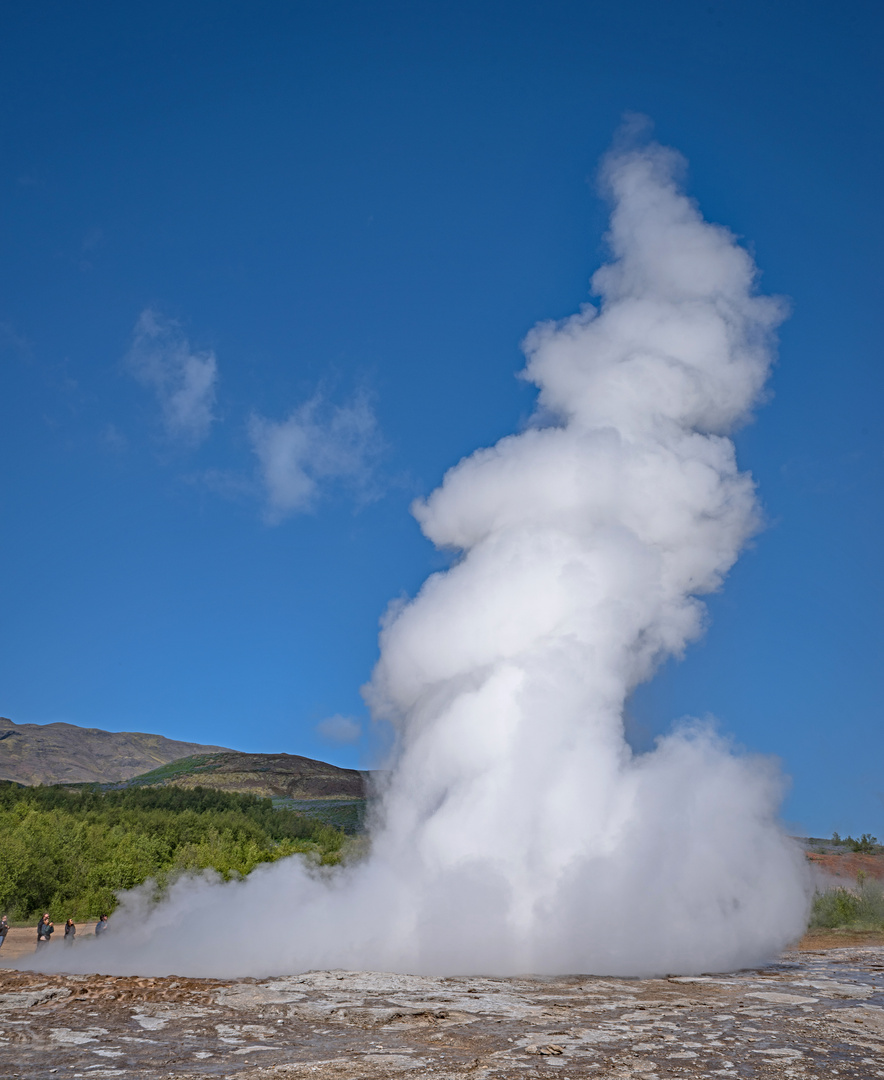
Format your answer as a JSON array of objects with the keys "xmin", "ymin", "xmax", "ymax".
[{"xmin": 810, "ymin": 877, "xmax": 884, "ymax": 931}]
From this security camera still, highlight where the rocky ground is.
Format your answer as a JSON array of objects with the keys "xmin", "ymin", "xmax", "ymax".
[{"xmin": 0, "ymin": 936, "xmax": 882, "ymax": 1079}]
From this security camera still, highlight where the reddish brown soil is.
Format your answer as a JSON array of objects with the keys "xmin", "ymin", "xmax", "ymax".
[{"xmin": 805, "ymin": 850, "xmax": 884, "ymax": 880}]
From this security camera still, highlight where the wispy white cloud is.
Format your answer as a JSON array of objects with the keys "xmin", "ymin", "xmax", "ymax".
[
  {"xmin": 0, "ymin": 320, "xmax": 33, "ymax": 368},
  {"xmin": 194, "ymin": 467, "xmax": 255, "ymax": 501},
  {"xmin": 315, "ymin": 713, "xmax": 362, "ymax": 744},
  {"xmin": 125, "ymin": 309, "xmax": 217, "ymax": 446},
  {"xmin": 248, "ymin": 392, "xmax": 382, "ymax": 522},
  {"xmin": 101, "ymin": 422, "xmax": 128, "ymax": 453}
]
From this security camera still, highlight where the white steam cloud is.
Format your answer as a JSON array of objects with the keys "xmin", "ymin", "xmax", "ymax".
[
  {"xmin": 125, "ymin": 309, "xmax": 218, "ymax": 445},
  {"xmin": 37, "ymin": 136, "xmax": 809, "ymax": 979},
  {"xmin": 249, "ymin": 393, "xmax": 380, "ymax": 521}
]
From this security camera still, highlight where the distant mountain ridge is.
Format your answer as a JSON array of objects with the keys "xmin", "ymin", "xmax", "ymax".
[
  {"xmin": 0, "ymin": 719, "xmax": 368, "ymax": 813},
  {"xmin": 0, "ymin": 716, "xmax": 231, "ymax": 786}
]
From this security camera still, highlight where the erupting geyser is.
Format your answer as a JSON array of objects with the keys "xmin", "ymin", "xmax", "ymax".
[{"xmin": 31, "ymin": 134, "xmax": 809, "ymax": 979}]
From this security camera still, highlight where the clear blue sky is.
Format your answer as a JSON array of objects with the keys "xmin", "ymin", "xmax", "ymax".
[{"xmin": 1, "ymin": 1, "xmax": 881, "ymax": 838}]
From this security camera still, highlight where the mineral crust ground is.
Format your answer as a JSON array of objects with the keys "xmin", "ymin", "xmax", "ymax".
[{"xmin": 0, "ymin": 937, "xmax": 882, "ymax": 1079}]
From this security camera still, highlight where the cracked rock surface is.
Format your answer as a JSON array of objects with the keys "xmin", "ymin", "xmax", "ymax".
[{"xmin": 0, "ymin": 947, "xmax": 881, "ymax": 1078}]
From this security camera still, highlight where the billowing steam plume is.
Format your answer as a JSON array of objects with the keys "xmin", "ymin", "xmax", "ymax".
[{"xmin": 32, "ymin": 136, "xmax": 809, "ymax": 978}]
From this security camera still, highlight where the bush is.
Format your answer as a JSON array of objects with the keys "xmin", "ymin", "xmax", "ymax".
[{"xmin": 810, "ymin": 877, "xmax": 884, "ymax": 931}]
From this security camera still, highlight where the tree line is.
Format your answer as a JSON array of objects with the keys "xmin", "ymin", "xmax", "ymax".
[{"xmin": 0, "ymin": 781, "xmax": 345, "ymax": 921}]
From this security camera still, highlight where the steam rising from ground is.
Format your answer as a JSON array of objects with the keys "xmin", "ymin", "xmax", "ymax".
[{"xmin": 34, "ymin": 136, "xmax": 809, "ymax": 978}]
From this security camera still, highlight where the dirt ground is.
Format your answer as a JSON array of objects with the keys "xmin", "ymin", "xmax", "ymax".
[
  {"xmin": 1, "ymin": 926, "xmax": 94, "ymax": 963},
  {"xmin": 805, "ymin": 851, "xmax": 884, "ymax": 881},
  {"xmin": 0, "ymin": 931, "xmax": 882, "ymax": 1079}
]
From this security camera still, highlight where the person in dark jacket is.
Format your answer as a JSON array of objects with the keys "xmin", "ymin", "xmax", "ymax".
[
  {"xmin": 0, "ymin": 916, "xmax": 8, "ymax": 948},
  {"xmin": 64, "ymin": 919, "xmax": 76, "ymax": 944},
  {"xmin": 36, "ymin": 913, "xmax": 54, "ymax": 947},
  {"xmin": 95, "ymin": 914, "xmax": 108, "ymax": 935}
]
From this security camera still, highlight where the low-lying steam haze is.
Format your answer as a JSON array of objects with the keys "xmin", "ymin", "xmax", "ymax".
[{"xmin": 33, "ymin": 135, "xmax": 809, "ymax": 979}]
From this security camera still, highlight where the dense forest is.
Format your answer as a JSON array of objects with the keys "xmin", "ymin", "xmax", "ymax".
[{"xmin": 0, "ymin": 782, "xmax": 346, "ymax": 921}]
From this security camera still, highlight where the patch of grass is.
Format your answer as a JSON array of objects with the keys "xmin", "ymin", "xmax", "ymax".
[{"xmin": 112, "ymin": 754, "xmax": 229, "ymax": 787}]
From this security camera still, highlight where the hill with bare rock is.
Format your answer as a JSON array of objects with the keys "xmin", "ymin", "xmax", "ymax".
[
  {"xmin": 0, "ymin": 716, "xmax": 230, "ymax": 786},
  {"xmin": 125, "ymin": 751, "xmax": 368, "ymax": 801}
]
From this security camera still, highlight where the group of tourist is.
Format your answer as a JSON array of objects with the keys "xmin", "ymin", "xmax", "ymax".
[{"xmin": 0, "ymin": 913, "xmax": 110, "ymax": 948}]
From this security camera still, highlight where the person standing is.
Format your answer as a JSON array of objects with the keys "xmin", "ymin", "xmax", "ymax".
[
  {"xmin": 36, "ymin": 913, "xmax": 54, "ymax": 947},
  {"xmin": 95, "ymin": 914, "xmax": 108, "ymax": 936},
  {"xmin": 64, "ymin": 919, "xmax": 76, "ymax": 944},
  {"xmin": 0, "ymin": 916, "xmax": 8, "ymax": 949}
]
